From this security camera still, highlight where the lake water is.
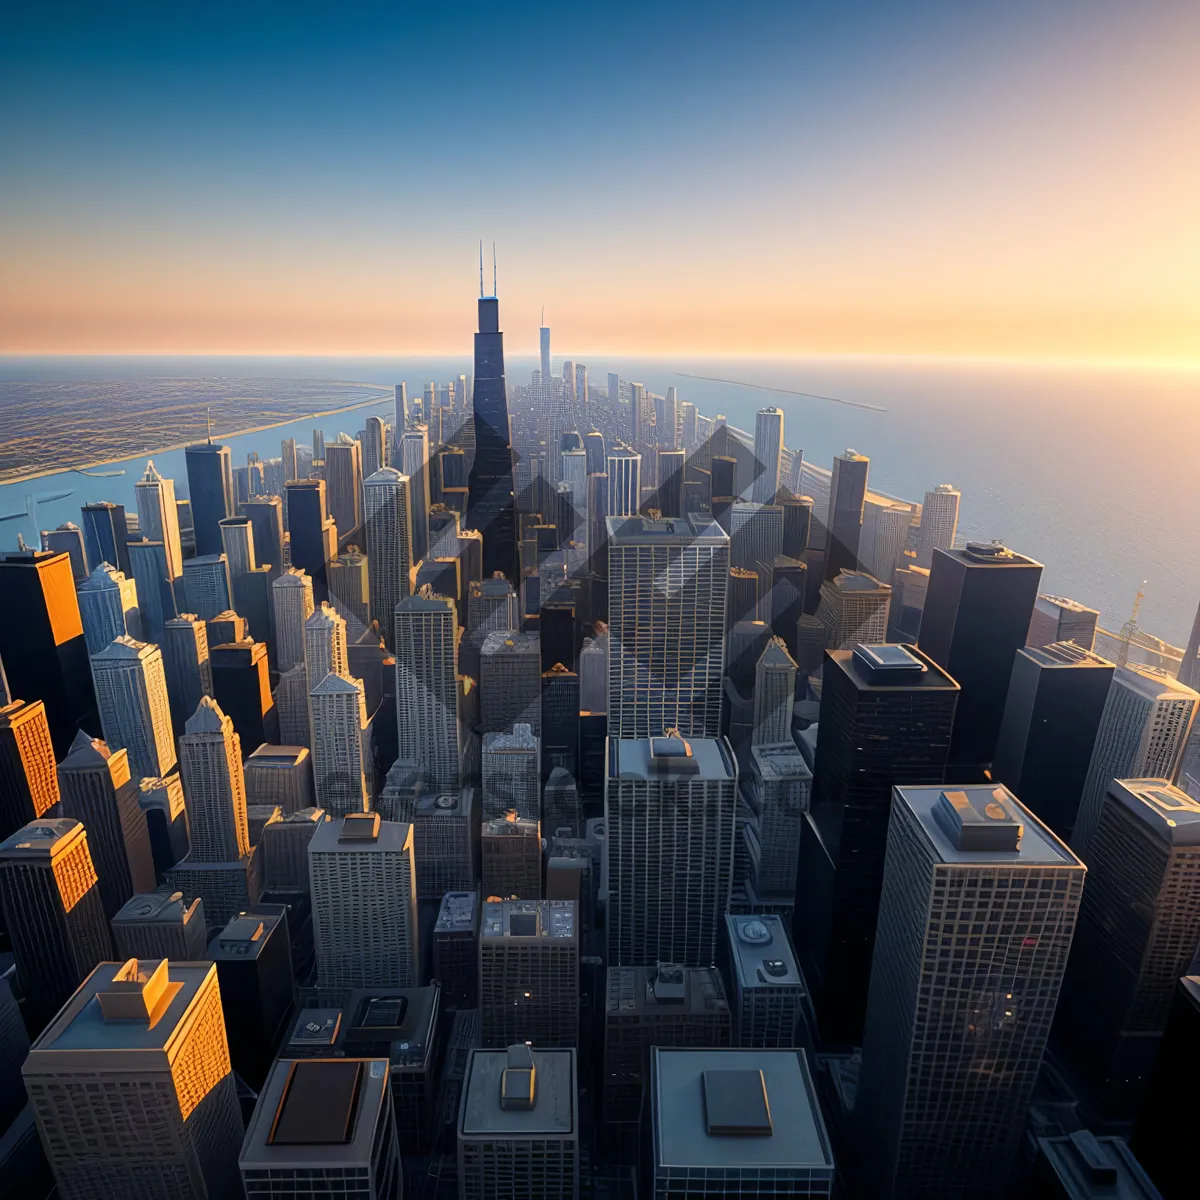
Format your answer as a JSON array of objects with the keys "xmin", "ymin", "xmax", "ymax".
[{"xmin": 1, "ymin": 354, "xmax": 1197, "ymax": 646}]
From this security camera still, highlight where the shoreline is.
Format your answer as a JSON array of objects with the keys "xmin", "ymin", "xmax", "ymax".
[{"xmin": 0, "ymin": 387, "xmax": 393, "ymax": 487}]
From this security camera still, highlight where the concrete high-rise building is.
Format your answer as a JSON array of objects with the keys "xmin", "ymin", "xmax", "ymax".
[
  {"xmin": 162, "ymin": 613, "xmax": 211, "ymax": 733},
  {"xmin": 208, "ymin": 609, "xmax": 246, "ymax": 648},
  {"xmin": 539, "ymin": 324, "xmax": 552, "ymax": 385},
  {"xmin": 410, "ymin": 786, "xmax": 477, "ymax": 896},
  {"xmin": 578, "ymin": 633, "xmax": 608, "ymax": 713},
  {"xmin": 479, "ymin": 899, "xmax": 578, "ymax": 1047},
  {"xmin": 40, "ymin": 521, "xmax": 89, "ymax": 580},
  {"xmin": 166, "ymin": 697, "xmax": 257, "ymax": 928},
  {"xmin": 866, "ymin": 502, "xmax": 914, "ymax": 584},
  {"xmin": 183, "ymin": 553, "xmax": 232, "ymax": 620},
  {"xmin": 541, "ymin": 663, "xmax": 580, "ymax": 781},
  {"xmin": 1072, "ymin": 662, "xmax": 1199, "ymax": 852},
  {"xmin": 0, "ymin": 549, "xmax": 97, "ymax": 757},
  {"xmin": 271, "ymin": 567, "xmax": 314, "ymax": 672},
  {"xmin": 1026, "ymin": 593, "xmax": 1100, "ymax": 651},
  {"xmin": 458, "ymin": 1045, "xmax": 579, "ymax": 1200},
  {"xmin": 257, "ymin": 807, "xmax": 324, "ymax": 898},
  {"xmin": 90, "ymin": 635, "xmax": 177, "ymax": 780},
  {"xmin": 480, "ymin": 630, "xmax": 542, "ymax": 734},
  {"xmin": 57, "ymin": 730, "xmax": 156, "ymax": 920},
  {"xmin": 468, "ymin": 575, "xmax": 519, "ymax": 635},
  {"xmin": 0, "ymin": 817, "xmax": 111, "ymax": 1033},
  {"xmin": 80, "ymin": 501, "xmax": 131, "ymax": 577},
  {"xmin": 746, "ymin": 740, "xmax": 811, "ymax": 902},
  {"xmin": 825, "ymin": 449, "xmax": 869, "ymax": 581},
  {"xmin": 185, "ymin": 440, "xmax": 236, "ymax": 557},
  {"xmin": 816, "ymin": 568, "xmax": 892, "ymax": 650},
  {"xmin": 752, "ymin": 637, "xmax": 796, "ymax": 746},
  {"xmin": 240, "ymin": 1055, "xmax": 401, "ymax": 1199},
  {"xmin": 328, "ymin": 546, "xmax": 369, "ymax": 640},
  {"xmin": 729, "ymin": 503, "xmax": 784, "ymax": 584},
  {"xmin": 0, "ymin": 698, "xmax": 60, "ymax": 845},
  {"xmin": 303, "ymin": 601, "xmax": 348, "ymax": 700},
  {"xmin": 629, "ymin": 380, "xmax": 648, "ymax": 446},
  {"xmin": 1056, "ymin": 779, "xmax": 1200, "ymax": 1109},
  {"xmin": 606, "ymin": 734, "xmax": 737, "ymax": 968},
  {"xmin": 137, "ymin": 774, "xmax": 190, "ymax": 882},
  {"xmin": 798, "ymin": 643, "xmax": 959, "ymax": 1046},
  {"xmin": 272, "ymin": 664, "xmax": 310, "ymax": 747},
  {"xmin": 111, "ymin": 890, "xmax": 207, "ymax": 961},
  {"xmin": 362, "ymin": 413, "xmax": 387, "ymax": 481},
  {"xmin": 77, "ymin": 561, "xmax": 141, "ymax": 654},
  {"xmin": 242, "ymin": 494, "xmax": 285, "ymax": 579},
  {"xmin": 654, "ymin": 448, "xmax": 685, "ymax": 518},
  {"xmin": 219, "ymin": 513, "xmax": 259, "ymax": 579},
  {"xmin": 724, "ymin": 913, "xmax": 805, "ymax": 1048},
  {"xmin": 649, "ymin": 1047, "xmax": 835, "ymax": 1198},
  {"xmin": 394, "ymin": 380, "xmax": 408, "ymax": 434},
  {"xmin": 1179, "ymin": 596, "xmax": 1200, "ymax": 691},
  {"xmin": 285, "ymin": 479, "xmax": 337, "ymax": 603},
  {"xmin": 918, "ymin": 482, "xmax": 961, "ymax": 557},
  {"xmin": 362, "ymin": 467, "xmax": 414, "ymax": 645},
  {"xmin": 918, "ymin": 541, "xmax": 1043, "ymax": 769},
  {"xmin": 394, "ymin": 588, "xmax": 462, "ymax": 793},
  {"xmin": 210, "ymin": 639, "xmax": 277, "ymax": 751},
  {"xmin": 862, "ymin": 788, "xmax": 1082, "ymax": 1200},
  {"xmin": 134, "ymin": 459, "xmax": 184, "ymax": 580},
  {"xmin": 467, "ymin": 290, "xmax": 518, "ymax": 582},
  {"xmin": 992, "ymin": 641, "xmax": 1115, "ymax": 839},
  {"xmin": 481, "ymin": 723, "xmax": 540, "ymax": 819},
  {"xmin": 24, "ymin": 958, "xmax": 244, "ymax": 1198},
  {"xmin": 309, "ymin": 812, "xmax": 419, "ymax": 998},
  {"xmin": 400, "ymin": 425, "xmax": 432, "ymax": 566},
  {"xmin": 127, "ymin": 538, "xmax": 179, "ymax": 643},
  {"xmin": 481, "ymin": 809, "xmax": 542, "ymax": 900},
  {"xmin": 243, "ymin": 744, "xmax": 314, "ymax": 816},
  {"xmin": 310, "ymin": 672, "xmax": 370, "ymax": 817},
  {"xmin": 605, "ymin": 445, "xmax": 641, "ymax": 517},
  {"xmin": 607, "ymin": 514, "xmax": 730, "ymax": 739},
  {"xmin": 325, "ymin": 432, "xmax": 363, "ymax": 540},
  {"xmin": 752, "ymin": 407, "xmax": 784, "ymax": 503}
]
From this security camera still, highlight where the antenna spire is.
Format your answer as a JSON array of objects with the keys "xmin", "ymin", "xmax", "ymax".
[
  {"xmin": 206, "ymin": 405, "xmax": 212, "ymax": 445},
  {"xmin": 492, "ymin": 242, "xmax": 497, "ymax": 297},
  {"xmin": 479, "ymin": 240, "xmax": 484, "ymax": 298},
  {"xmin": 541, "ymin": 305, "xmax": 545, "ymax": 327}
]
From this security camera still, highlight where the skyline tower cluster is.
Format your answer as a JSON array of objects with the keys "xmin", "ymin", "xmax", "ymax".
[{"xmin": 0, "ymin": 278, "xmax": 1196, "ymax": 1200}]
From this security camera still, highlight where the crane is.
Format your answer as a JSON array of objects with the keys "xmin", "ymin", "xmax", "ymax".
[{"xmin": 1116, "ymin": 583, "xmax": 1146, "ymax": 667}]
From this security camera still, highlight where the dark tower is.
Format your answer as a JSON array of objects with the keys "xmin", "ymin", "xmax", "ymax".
[
  {"xmin": 467, "ymin": 263, "xmax": 518, "ymax": 584},
  {"xmin": 185, "ymin": 441, "xmax": 236, "ymax": 557},
  {"xmin": 285, "ymin": 479, "xmax": 336, "ymax": 603},
  {"xmin": 79, "ymin": 501, "xmax": 131, "ymax": 575}
]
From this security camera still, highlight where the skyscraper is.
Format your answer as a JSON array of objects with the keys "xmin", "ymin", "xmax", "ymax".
[
  {"xmin": 0, "ymin": 817, "xmax": 112, "ymax": 1027},
  {"xmin": 134, "ymin": 459, "xmax": 184, "ymax": 580},
  {"xmin": 309, "ymin": 812, "xmax": 419, "ymax": 997},
  {"xmin": 918, "ymin": 541, "xmax": 1043, "ymax": 770},
  {"xmin": 480, "ymin": 630, "xmax": 542, "ymax": 734},
  {"xmin": 80, "ymin": 501, "xmax": 131, "ymax": 576},
  {"xmin": 479, "ymin": 899, "xmax": 579, "ymax": 1048},
  {"xmin": 310, "ymin": 672, "xmax": 370, "ymax": 817},
  {"xmin": 466, "ymin": 281, "xmax": 518, "ymax": 581},
  {"xmin": 751, "ymin": 637, "xmax": 796, "ymax": 746},
  {"xmin": 183, "ymin": 553, "xmax": 232, "ymax": 620},
  {"xmin": 363, "ymin": 413, "xmax": 387, "ymax": 480},
  {"xmin": 0, "ymin": 698, "xmax": 60, "ymax": 844},
  {"xmin": 1056, "ymin": 779, "xmax": 1200, "ymax": 1110},
  {"xmin": 816, "ymin": 568, "xmax": 892, "ymax": 649},
  {"xmin": 855, "ymin": 785, "xmax": 1084, "ymax": 1200},
  {"xmin": 111, "ymin": 890, "xmax": 208, "ymax": 961},
  {"xmin": 606, "ymin": 733, "xmax": 737, "ymax": 968},
  {"xmin": 185, "ymin": 440, "xmax": 236, "ymax": 556},
  {"xmin": 328, "ymin": 546, "xmax": 369, "ymax": 640},
  {"xmin": 90, "ymin": 635, "xmax": 177, "ymax": 780},
  {"xmin": 481, "ymin": 723, "xmax": 540, "ymax": 819},
  {"xmin": 540, "ymin": 323, "xmax": 552, "ymax": 386},
  {"xmin": 400, "ymin": 426, "xmax": 432, "ymax": 566},
  {"xmin": 77, "ymin": 561, "xmax": 141, "ymax": 654},
  {"xmin": 992, "ymin": 641, "xmax": 1115, "ymax": 839},
  {"xmin": 724, "ymin": 913, "xmax": 806, "ymax": 1048},
  {"xmin": 0, "ymin": 548, "xmax": 96, "ymax": 756},
  {"xmin": 605, "ymin": 445, "xmax": 641, "ymax": 517},
  {"xmin": 162, "ymin": 613, "xmax": 212, "ymax": 734},
  {"xmin": 1026, "ymin": 593, "xmax": 1100, "ymax": 651},
  {"xmin": 481, "ymin": 809, "xmax": 542, "ymax": 900},
  {"xmin": 918, "ymin": 482, "xmax": 961, "ymax": 557},
  {"xmin": 40, "ymin": 521, "xmax": 89, "ymax": 580},
  {"xmin": 752, "ymin": 406, "xmax": 784, "ymax": 503},
  {"xmin": 607, "ymin": 514, "xmax": 730, "ymax": 739},
  {"xmin": 746, "ymin": 740, "xmax": 811, "ymax": 903},
  {"xmin": 798, "ymin": 643, "xmax": 959, "ymax": 1046},
  {"xmin": 127, "ymin": 537, "xmax": 179, "ymax": 643},
  {"xmin": 362, "ymin": 467, "xmax": 414, "ymax": 645},
  {"xmin": 825, "ymin": 449, "xmax": 869, "ymax": 580},
  {"xmin": 394, "ymin": 380, "xmax": 408, "ymax": 434},
  {"xmin": 23, "ymin": 958, "xmax": 245, "ymax": 1199},
  {"xmin": 210, "ymin": 639, "xmax": 277, "ymax": 750},
  {"xmin": 285, "ymin": 479, "xmax": 338, "ymax": 603},
  {"xmin": 242, "ymin": 495, "xmax": 285, "ymax": 582},
  {"xmin": 325, "ymin": 432, "xmax": 363, "ymax": 540},
  {"xmin": 56, "ymin": 729, "xmax": 156, "ymax": 920},
  {"xmin": 303, "ymin": 601, "xmax": 348, "ymax": 699},
  {"xmin": 271, "ymin": 567, "xmax": 314, "ymax": 672},
  {"xmin": 394, "ymin": 588, "xmax": 462, "ymax": 793},
  {"xmin": 1179, "ymin": 596, "xmax": 1200, "ymax": 691},
  {"xmin": 1072, "ymin": 662, "xmax": 1199, "ymax": 852}
]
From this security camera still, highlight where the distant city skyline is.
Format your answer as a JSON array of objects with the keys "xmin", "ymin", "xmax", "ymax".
[{"xmin": 2, "ymin": 3, "xmax": 1199, "ymax": 361}]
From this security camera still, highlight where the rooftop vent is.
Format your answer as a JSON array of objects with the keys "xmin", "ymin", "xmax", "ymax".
[
  {"xmin": 500, "ymin": 1044, "xmax": 536, "ymax": 1111},
  {"xmin": 701, "ymin": 1069, "xmax": 773, "ymax": 1137},
  {"xmin": 934, "ymin": 787, "xmax": 1023, "ymax": 852}
]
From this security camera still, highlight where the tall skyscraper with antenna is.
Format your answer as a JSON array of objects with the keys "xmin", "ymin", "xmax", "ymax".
[
  {"xmin": 467, "ymin": 244, "xmax": 518, "ymax": 582},
  {"xmin": 540, "ymin": 313, "xmax": 551, "ymax": 386}
]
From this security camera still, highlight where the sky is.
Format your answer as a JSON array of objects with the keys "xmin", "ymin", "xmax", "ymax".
[{"xmin": 2, "ymin": 1, "xmax": 1199, "ymax": 359}]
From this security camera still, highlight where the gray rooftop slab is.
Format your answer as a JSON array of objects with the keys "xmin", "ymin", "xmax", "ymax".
[
  {"xmin": 460, "ymin": 1048, "xmax": 576, "ymax": 1137},
  {"xmin": 1107, "ymin": 778, "xmax": 1200, "ymax": 845},
  {"xmin": 612, "ymin": 737, "xmax": 736, "ymax": 781},
  {"xmin": 605, "ymin": 513, "xmax": 728, "ymax": 544},
  {"xmin": 726, "ymin": 915, "xmax": 803, "ymax": 989},
  {"xmin": 653, "ymin": 1047, "xmax": 832, "ymax": 1171}
]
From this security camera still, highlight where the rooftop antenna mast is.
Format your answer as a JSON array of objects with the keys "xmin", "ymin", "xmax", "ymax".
[
  {"xmin": 206, "ymin": 405, "xmax": 213, "ymax": 445},
  {"xmin": 492, "ymin": 242, "xmax": 497, "ymax": 297},
  {"xmin": 479, "ymin": 240, "xmax": 484, "ymax": 298}
]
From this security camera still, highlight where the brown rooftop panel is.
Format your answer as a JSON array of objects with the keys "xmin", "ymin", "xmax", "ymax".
[{"xmin": 269, "ymin": 1059, "xmax": 363, "ymax": 1145}]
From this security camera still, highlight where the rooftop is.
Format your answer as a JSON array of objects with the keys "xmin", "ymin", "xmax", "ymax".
[
  {"xmin": 726, "ymin": 915, "xmax": 803, "ymax": 990},
  {"xmin": 183, "ymin": 696, "xmax": 230, "ymax": 735},
  {"xmin": 1023, "ymin": 642, "xmax": 1114, "ymax": 669},
  {"xmin": 605, "ymin": 513, "xmax": 729, "ymax": 545},
  {"xmin": 92, "ymin": 634, "xmax": 154, "ymax": 660},
  {"xmin": 825, "ymin": 569, "xmax": 891, "ymax": 594},
  {"xmin": 653, "ymin": 1048, "xmax": 832, "ymax": 1172},
  {"xmin": 1037, "ymin": 1130, "xmax": 1161, "ymax": 1199},
  {"xmin": 480, "ymin": 899, "xmax": 576, "ymax": 941},
  {"xmin": 1106, "ymin": 779, "xmax": 1200, "ymax": 845},
  {"xmin": 58, "ymin": 728, "xmax": 117, "ymax": 771},
  {"xmin": 937, "ymin": 543, "xmax": 1042, "ymax": 569},
  {"xmin": 1116, "ymin": 661, "xmax": 1200, "ymax": 701},
  {"xmin": 339, "ymin": 986, "xmax": 439, "ymax": 1066},
  {"xmin": 460, "ymin": 1047, "xmax": 577, "ymax": 1138},
  {"xmin": 751, "ymin": 742, "xmax": 812, "ymax": 781},
  {"xmin": 112, "ymin": 890, "xmax": 201, "ymax": 926},
  {"xmin": 245, "ymin": 745, "xmax": 310, "ymax": 768},
  {"xmin": 831, "ymin": 644, "xmax": 959, "ymax": 693},
  {"xmin": 30, "ymin": 959, "xmax": 216, "ymax": 1055},
  {"xmin": 898, "ymin": 784, "xmax": 1082, "ymax": 867},
  {"xmin": 483, "ymin": 723, "xmax": 539, "ymax": 751},
  {"xmin": 208, "ymin": 907, "xmax": 286, "ymax": 959},
  {"xmin": 287, "ymin": 1009, "xmax": 342, "ymax": 1051},
  {"xmin": 435, "ymin": 890, "xmax": 479, "ymax": 933},
  {"xmin": 481, "ymin": 630, "xmax": 540, "ymax": 656},
  {"xmin": 0, "ymin": 817, "xmax": 87, "ymax": 862},
  {"xmin": 611, "ymin": 736, "xmax": 735, "ymax": 782},
  {"xmin": 308, "ymin": 814, "xmax": 412, "ymax": 855},
  {"xmin": 606, "ymin": 965, "xmax": 728, "ymax": 1016},
  {"xmin": 1036, "ymin": 593, "xmax": 1100, "ymax": 618}
]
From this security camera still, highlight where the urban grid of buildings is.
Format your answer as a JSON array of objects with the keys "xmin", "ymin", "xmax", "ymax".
[{"xmin": 0, "ymin": 282, "xmax": 1196, "ymax": 1200}]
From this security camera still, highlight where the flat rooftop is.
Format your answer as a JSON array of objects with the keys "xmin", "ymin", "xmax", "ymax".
[
  {"xmin": 287, "ymin": 1009, "xmax": 342, "ymax": 1051},
  {"xmin": 605, "ymin": 513, "xmax": 728, "ymax": 545},
  {"xmin": 897, "ymin": 784, "xmax": 1082, "ymax": 867},
  {"xmin": 1107, "ymin": 779, "xmax": 1200, "ymax": 845},
  {"xmin": 726, "ymin": 915, "xmax": 803, "ymax": 990},
  {"xmin": 611, "ymin": 737, "xmax": 736, "ymax": 782},
  {"xmin": 750, "ymin": 742, "xmax": 812, "ymax": 781},
  {"xmin": 1037, "ymin": 1130, "xmax": 1161, "ymax": 1199},
  {"xmin": 435, "ymin": 891, "xmax": 479, "ymax": 933},
  {"xmin": 0, "ymin": 818, "xmax": 87, "ymax": 862},
  {"xmin": 241, "ymin": 1057, "xmax": 390, "ymax": 1166},
  {"xmin": 308, "ymin": 814, "xmax": 412, "ymax": 854},
  {"xmin": 480, "ymin": 899, "xmax": 576, "ymax": 941},
  {"xmin": 245, "ymin": 745, "xmax": 310, "ymax": 767},
  {"xmin": 460, "ymin": 1048, "xmax": 577, "ymax": 1138},
  {"xmin": 607, "ymin": 966, "xmax": 728, "ymax": 1017},
  {"xmin": 830, "ymin": 644, "xmax": 958, "ymax": 692},
  {"xmin": 653, "ymin": 1048, "xmax": 832, "ymax": 1172},
  {"xmin": 1022, "ymin": 642, "xmax": 1113, "ymax": 669},
  {"xmin": 112, "ymin": 891, "xmax": 200, "ymax": 926},
  {"xmin": 339, "ymin": 986, "xmax": 438, "ymax": 1066}
]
